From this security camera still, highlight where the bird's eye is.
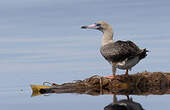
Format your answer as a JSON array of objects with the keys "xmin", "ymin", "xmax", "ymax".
[{"xmin": 96, "ymin": 24, "xmax": 101, "ymax": 26}]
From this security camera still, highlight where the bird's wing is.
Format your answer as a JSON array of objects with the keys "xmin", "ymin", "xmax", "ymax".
[{"xmin": 100, "ymin": 40, "xmax": 141, "ymax": 62}]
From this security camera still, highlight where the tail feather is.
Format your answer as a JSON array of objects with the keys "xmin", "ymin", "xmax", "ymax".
[{"xmin": 139, "ymin": 48, "xmax": 149, "ymax": 60}]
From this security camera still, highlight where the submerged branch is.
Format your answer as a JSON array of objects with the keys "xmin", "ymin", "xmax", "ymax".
[{"xmin": 31, "ymin": 71, "xmax": 170, "ymax": 96}]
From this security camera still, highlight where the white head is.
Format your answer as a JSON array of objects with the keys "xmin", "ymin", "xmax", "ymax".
[
  {"xmin": 81, "ymin": 21, "xmax": 113, "ymax": 33},
  {"xmin": 81, "ymin": 21, "xmax": 114, "ymax": 46}
]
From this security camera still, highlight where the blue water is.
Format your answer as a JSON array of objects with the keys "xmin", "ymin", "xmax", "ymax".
[{"xmin": 0, "ymin": 0, "xmax": 170, "ymax": 109}]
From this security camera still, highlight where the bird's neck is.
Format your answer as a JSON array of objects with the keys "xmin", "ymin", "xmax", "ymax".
[{"xmin": 101, "ymin": 29, "xmax": 114, "ymax": 46}]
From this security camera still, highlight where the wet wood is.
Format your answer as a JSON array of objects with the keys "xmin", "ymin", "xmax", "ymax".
[{"xmin": 31, "ymin": 71, "xmax": 170, "ymax": 96}]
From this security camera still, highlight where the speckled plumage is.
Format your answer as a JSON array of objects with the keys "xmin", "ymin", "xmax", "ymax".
[
  {"xmin": 100, "ymin": 40, "xmax": 142, "ymax": 62},
  {"xmin": 100, "ymin": 40, "xmax": 148, "ymax": 70},
  {"xmin": 100, "ymin": 40, "xmax": 146, "ymax": 62}
]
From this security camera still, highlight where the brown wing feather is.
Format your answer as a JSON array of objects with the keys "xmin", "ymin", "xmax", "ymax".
[{"xmin": 100, "ymin": 40, "xmax": 141, "ymax": 62}]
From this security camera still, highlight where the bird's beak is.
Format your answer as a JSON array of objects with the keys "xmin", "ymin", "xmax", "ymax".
[{"xmin": 81, "ymin": 23, "xmax": 99, "ymax": 29}]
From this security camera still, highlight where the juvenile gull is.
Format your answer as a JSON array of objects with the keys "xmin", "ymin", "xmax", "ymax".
[{"xmin": 81, "ymin": 21, "xmax": 148, "ymax": 78}]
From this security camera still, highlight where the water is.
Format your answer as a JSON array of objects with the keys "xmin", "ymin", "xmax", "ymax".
[{"xmin": 0, "ymin": 0, "xmax": 170, "ymax": 109}]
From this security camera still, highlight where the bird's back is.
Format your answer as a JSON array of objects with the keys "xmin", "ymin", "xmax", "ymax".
[{"xmin": 100, "ymin": 40, "xmax": 142, "ymax": 63}]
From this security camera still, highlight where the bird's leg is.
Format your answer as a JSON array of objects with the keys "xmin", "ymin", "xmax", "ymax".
[
  {"xmin": 125, "ymin": 69, "xmax": 128, "ymax": 76},
  {"xmin": 104, "ymin": 63, "xmax": 117, "ymax": 79},
  {"xmin": 113, "ymin": 94, "xmax": 117, "ymax": 104},
  {"xmin": 126, "ymin": 95, "xmax": 130, "ymax": 100}
]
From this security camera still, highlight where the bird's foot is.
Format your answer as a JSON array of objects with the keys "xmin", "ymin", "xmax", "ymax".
[
  {"xmin": 104, "ymin": 75, "xmax": 120, "ymax": 79},
  {"xmin": 124, "ymin": 72, "xmax": 129, "ymax": 76},
  {"xmin": 125, "ymin": 69, "xmax": 129, "ymax": 76},
  {"xmin": 104, "ymin": 75, "xmax": 114, "ymax": 79}
]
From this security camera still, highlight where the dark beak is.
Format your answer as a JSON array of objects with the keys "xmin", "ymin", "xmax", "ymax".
[
  {"xmin": 81, "ymin": 23, "xmax": 99, "ymax": 29},
  {"xmin": 81, "ymin": 26, "xmax": 88, "ymax": 29}
]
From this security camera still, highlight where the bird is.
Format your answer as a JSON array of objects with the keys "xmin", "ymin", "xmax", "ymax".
[{"xmin": 81, "ymin": 21, "xmax": 148, "ymax": 78}]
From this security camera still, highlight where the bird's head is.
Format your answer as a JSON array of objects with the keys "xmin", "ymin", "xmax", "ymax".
[{"xmin": 81, "ymin": 21, "xmax": 112, "ymax": 33}]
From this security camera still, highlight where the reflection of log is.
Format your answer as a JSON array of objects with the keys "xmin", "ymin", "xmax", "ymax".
[{"xmin": 31, "ymin": 72, "xmax": 170, "ymax": 96}]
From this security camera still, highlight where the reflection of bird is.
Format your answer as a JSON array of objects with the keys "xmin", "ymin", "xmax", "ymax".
[
  {"xmin": 81, "ymin": 21, "xmax": 148, "ymax": 78},
  {"xmin": 104, "ymin": 95, "xmax": 144, "ymax": 110}
]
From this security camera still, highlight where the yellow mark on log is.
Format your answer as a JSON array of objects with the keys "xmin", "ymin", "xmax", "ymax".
[{"xmin": 30, "ymin": 85, "xmax": 51, "ymax": 97}]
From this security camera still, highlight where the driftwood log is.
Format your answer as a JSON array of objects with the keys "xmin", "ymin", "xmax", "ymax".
[{"xmin": 31, "ymin": 71, "xmax": 170, "ymax": 96}]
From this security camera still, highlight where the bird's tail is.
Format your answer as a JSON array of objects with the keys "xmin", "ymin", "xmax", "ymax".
[{"xmin": 139, "ymin": 48, "xmax": 149, "ymax": 60}]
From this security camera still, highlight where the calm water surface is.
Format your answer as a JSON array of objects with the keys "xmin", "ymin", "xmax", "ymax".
[{"xmin": 0, "ymin": 0, "xmax": 170, "ymax": 110}]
